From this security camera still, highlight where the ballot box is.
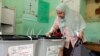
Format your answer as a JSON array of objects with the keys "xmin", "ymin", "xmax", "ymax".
[
  {"xmin": 0, "ymin": 35, "xmax": 38, "ymax": 56},
  {"xmin": 36, "ymin": 36, "xmax": 64, "ymax": 56}
]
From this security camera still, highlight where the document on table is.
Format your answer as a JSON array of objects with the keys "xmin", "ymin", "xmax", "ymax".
[
  {"xmin": 46, "ymin": 45, "xmax": 62, "ymax": 56},
  {"xmin": 8, "ymin": 44, "xmax": 34, "ymax": 56}
]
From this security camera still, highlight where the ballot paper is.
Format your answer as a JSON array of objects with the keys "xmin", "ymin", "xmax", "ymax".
[
  {"xmin": 46, "ymin": 45, "xmax": 62, "ymax": 56},
  {"xmin": 8, "ymin": 44, "xmax": 34, "ymax": 56}
]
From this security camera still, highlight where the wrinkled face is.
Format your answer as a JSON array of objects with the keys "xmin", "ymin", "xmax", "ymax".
[{"xmin": 56, "ymin": 10, "xmax": 65, "ymax": 19}]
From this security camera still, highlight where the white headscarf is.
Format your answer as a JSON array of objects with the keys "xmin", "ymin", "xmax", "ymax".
[
  {"xmin": 56, "ymin": 3, "xmax": 67, "ymax": 12},
  {"xmin": 56, "ymin": 3, "xmax": 86, "ymax": 37}
]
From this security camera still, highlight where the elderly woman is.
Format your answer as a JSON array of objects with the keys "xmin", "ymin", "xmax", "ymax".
[{"xmin": 46, "ymin": 3, "xmax": 86, "ymax": 56}]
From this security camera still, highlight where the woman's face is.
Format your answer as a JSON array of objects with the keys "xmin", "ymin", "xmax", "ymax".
[{"xmin": 57, "ymin": 10, "xmax": 65, "ymax": 19}]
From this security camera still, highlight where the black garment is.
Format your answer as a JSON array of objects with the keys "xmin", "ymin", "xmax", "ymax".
[{"xmin": 63, "ymin": 42, "xmax": 73, "ymax": 56}]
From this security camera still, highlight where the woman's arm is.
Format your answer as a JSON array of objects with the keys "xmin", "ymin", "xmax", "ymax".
[
  {"xmin": 46, "ymin": 18, "xmax": 59, "ymax": 37},
  {"xmin": 78, "ymin": 14, "xmax": 86, "ymax": 40}
]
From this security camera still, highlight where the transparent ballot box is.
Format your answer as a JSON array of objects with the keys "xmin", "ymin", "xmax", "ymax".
[
  {"xmin": 0, "ymin": 35, "xmax": 38, "ymax": 56},
  {"xmin": 36, "ymin": 37, "xmax": 64, "ymax": 56}
]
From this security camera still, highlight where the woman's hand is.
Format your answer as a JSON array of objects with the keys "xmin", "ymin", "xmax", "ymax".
[
  {"xmin": 77, "ymin": 31, "xmax": 84, "ymax": 40},
  {"xmin": 46, "ymin": 32, "xmax": 52, "ymax": 37}
]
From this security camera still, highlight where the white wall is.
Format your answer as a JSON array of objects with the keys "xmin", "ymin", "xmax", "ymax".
[
  {"xmin": 0, "ymin": 0, "xmax": 1, "ymax": 23},
  {"xmin": 0, "ymin": 0, "xmax": 2, "ymax": 34}
]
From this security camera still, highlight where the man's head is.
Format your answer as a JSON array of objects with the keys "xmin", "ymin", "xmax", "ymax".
[{"xmin": 56, "ymin": 3, "xmax": 66, "ymax": 19}]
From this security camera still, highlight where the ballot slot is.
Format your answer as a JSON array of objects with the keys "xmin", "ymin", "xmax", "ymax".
[
  {"xmin": 0, "ymin": 35, "xmax": 38, "ymax": 40},
  {"xmin": 0, "ymin": 35, "xmax": 38, "ymax": 56},
  {"xmin": 36, "ymin": 36, "xmax": 64, "ymax": 56}
]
